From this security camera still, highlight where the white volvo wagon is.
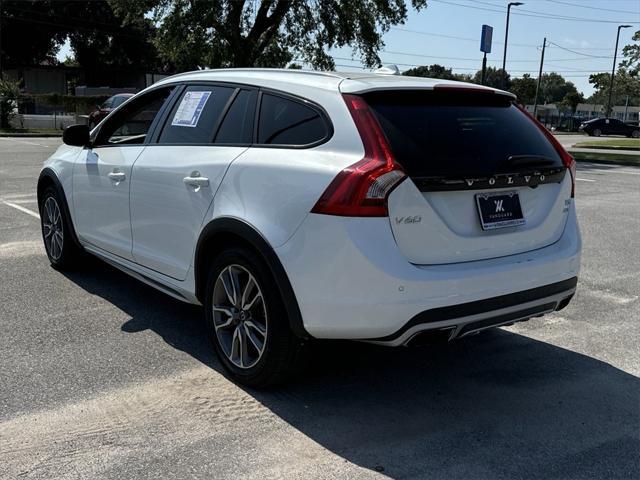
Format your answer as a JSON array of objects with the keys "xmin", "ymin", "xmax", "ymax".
[{"xmin": 38, "ymin": 69, "xmax": 581, "ymax": 386}]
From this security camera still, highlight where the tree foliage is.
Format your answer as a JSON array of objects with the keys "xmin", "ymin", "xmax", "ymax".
[
  {"xmin": 588, "ymin": 69, "xmax": 640, "ymax": 107},
  {"xmin": 537, "ymin": 72, "xmax": 579, "ymax": 105},
  {"xmin": 621, "ymin": 29, "xmax": 640, "ymax": 77},
  {"xmin": 469, "ymin": 66, "xmax": 509, "ymax": 89},
  {"xmin": 109, "ymin": 0, "xmax": 428, "ymax": 71},
  {"xmin": 509, "ymin": 73, "xmax": 536, "ymax": 105},
  {"xmin": 402, "ymin": 64, "xmax": 467, "ymax": 81},
  {"xmin": 0, "ymin": 78, "xmax": 20, "ymax": 128},
  {"xmin": 0, "ymin": 0, "xmax": 158, "ymax": 70}
]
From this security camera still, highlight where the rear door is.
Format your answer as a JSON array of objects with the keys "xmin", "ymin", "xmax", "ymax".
[
  {"xmin": 366, "ymin": 89, "xmax": 572, "ymax": 264},
  {"xmin": 129, "ymin": 85, "xmax": 256, "ymax": 280}
]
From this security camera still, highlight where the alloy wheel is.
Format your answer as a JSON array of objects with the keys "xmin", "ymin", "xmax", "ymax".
[
  {"xmin": 43, "ymin": 196, "xmax": 64, "ymax": 260},
  {"xmin": 212, "ymin": 264, "xmax": 268, "ymax": 369}
]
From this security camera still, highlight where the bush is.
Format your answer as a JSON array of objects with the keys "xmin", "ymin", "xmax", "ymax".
[{"xmin": 0, "ymin": 79, "xmax": 20, "ymax": 129}]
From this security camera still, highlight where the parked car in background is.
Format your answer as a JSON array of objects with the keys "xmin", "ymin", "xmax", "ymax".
[
  {"xmin": 38, "ymin": 69, "xmax": 581, "ymax": 386},
  {"xmin": 579, "ymin": 117, "xmax": 640, "ymax": 138},
  {"xmin": 87, "ymin": 93, "xmax": 134, "ymax": 128}
]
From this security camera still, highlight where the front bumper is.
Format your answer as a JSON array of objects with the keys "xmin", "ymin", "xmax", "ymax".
[{"xmin": 275, "ymin": 204, "xmax": 581, "ymax": 341}]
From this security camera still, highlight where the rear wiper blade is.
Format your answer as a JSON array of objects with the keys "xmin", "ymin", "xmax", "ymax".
[{"xmin": 505, "ymin": 155, "xmax": 556, "ymax": 167}]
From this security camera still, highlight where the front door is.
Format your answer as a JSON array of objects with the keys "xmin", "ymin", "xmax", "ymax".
[{"xmin": 73, "ymin": 87, "xmax": 174, "ymax": 259}]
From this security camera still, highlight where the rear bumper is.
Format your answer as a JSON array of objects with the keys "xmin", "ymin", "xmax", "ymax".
[
  {"xmin": 275, "ymin": 203, "xmax": 581, "ymax": 341},
  {"xmin": 366, "ymin": 277, "xmax": 576, "ymax": 346}
]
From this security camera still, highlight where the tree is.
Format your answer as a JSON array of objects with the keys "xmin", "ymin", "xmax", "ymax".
[
  {"xmin": 472, "ymin": 67, "xmax": 509, "ymax": 89},
  {"xmin": 403, "ymin": 64, "xmax": 462, "ymax": 80},
  {"xmin": 0, "ymin": 0, "xmax": 159, "ymax": 71},
  {"xmin": 559, "ymin": 90, "xmax": 585, "ymax": 114},
  {"xmin": 509, "ymin": 74, "xmax": 537, "ymax": 105},
  {"xmin": 621, "ymin": 29, "xmax": 640, "ymax": 77},
  {"xmin": 0, "ymin": 1, "xmax": 68, "ymax": 67},
  {"xmin": 109, "ymin": 0, "xmax": 429, "ymax": 71},
  {"xmin": 538, "ymin": 72, "xmax": 579, "ymax": 105},
  {"xmin": 587, "ymin": 68, "xmax": 640, "ymax": 107}
]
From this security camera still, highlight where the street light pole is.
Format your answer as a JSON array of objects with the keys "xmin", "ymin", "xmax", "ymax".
[
  {"xmin": 502, "ymin": 1, "xmax": 523, "ymax": 90},
  {"xmin": 607, "ymin": 24, "xmax": 631, "ymax": 118},
  {"xmin": 533, "ymin": 38, "xmax": 546, "ymax": 119}
]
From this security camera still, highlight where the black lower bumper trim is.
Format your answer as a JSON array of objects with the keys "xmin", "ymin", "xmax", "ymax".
[{"xmin": 370, "ymin": 277, "xmax": 578, "ymax": 342}]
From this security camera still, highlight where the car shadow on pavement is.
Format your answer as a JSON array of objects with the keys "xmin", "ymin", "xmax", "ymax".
[{"xmin": 63, "ymin": 261, "xmax": 640, "ymax": 480}]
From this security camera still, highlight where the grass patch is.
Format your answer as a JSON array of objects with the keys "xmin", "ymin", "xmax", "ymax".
[
  {"xmin": 569, "ymin": 150, "xmax": 640, "ymax": 166},
  {"xmin": 573, "ymin": 138, "xmax": 640, "ymax": 150}
]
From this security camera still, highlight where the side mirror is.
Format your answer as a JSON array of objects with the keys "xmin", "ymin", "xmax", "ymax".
[{"xmin": 63, "ymin": 124, "xmax": 90, "ymax": 147}]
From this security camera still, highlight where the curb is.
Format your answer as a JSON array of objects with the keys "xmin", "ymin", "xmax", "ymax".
[
  {"xmin": 572, "ymin": 145, "xmax": 639, "ymax": 152},
  {"xmin": 0, "ymin": 133, "xmax": 63, "ymax": 138}
]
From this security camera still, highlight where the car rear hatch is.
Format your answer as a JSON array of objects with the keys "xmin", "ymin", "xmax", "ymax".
[{"xmin": 363, "ymin": 87, "xmax": 573, "ymax": 265}]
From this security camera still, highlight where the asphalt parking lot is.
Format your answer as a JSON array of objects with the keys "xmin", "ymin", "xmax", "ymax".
[{"xmin": 1, "ymin": 137, "xmax": 639, "ymax": 479}]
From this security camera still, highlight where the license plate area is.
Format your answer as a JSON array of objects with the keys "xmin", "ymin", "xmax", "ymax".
[{"xmin": 475, "ymin": 191, "xmax": 525, "ymax": 230}]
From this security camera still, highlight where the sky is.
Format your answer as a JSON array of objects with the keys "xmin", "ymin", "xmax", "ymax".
[
  {"xmin": 55, "ymin": 0, "xmax": 640, "ymax": 97},
  {"xmin": 330, "ymin": 0, "xmax": 640, "ymax": 97}
]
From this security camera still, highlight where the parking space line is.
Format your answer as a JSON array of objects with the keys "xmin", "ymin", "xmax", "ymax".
[
  {"xmin": 0, "ymin": 137, "xmax": 52, "ymax": 148},
  {"xmin": 0, "ymin": 200, "xmax": 40, "ymax": 219},
  {"xmin": 575, "ymin": 178, "xmax": 595, "ymax": 182}
]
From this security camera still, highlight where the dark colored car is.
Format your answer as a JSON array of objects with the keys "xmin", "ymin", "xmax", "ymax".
[
  {"xmin": 88, "ymin": 93, "xmax": 134, "ymax": 129},
  {"xmin": 579, "ymin": 117, "xmax": 640, "ymax": 138}
]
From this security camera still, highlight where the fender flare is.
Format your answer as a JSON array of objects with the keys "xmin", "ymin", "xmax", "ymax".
[
  {"xmin": 37, "ymin": 168, "xmax": 83, "ymax": 249},
  {"xmin": 195, "ymin": 217, "xmax": 310, "ymax": 340}
]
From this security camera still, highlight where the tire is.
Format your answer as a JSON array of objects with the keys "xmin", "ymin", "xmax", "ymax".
[
  {"xmin": 631, "ymin": 130, "xmax": 640, "ymax": 139},
  {"xmin": 39, "ymin": 186, "xmax": 84, "ymax": 269},
  {"xmin": 204, "ymin": 247, "xmax": 307, "ymax": 387},
  {"xmin": 592, "ymin": 128, "xmax": 602, "ymax": 137}
]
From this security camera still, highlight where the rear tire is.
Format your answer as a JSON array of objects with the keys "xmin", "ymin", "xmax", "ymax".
[
  {"xmin": 39, "ymin": 186, "xmax": 85, "ymax": 269},
  {"xmin": 631, "ymin": 130, "xmax": 640, "ymax": 139},
  {"xmin": 204, "ymin": 247, "xmax": 306, "ymax": 387},
  {"xmin": 592, "ymin": 128, "xmax": 602, "ymax": 137}
]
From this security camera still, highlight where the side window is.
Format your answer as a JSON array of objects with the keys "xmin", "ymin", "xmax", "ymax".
[
  {"xmin": 158, "ymin": 85, "xmax": 235, "ymax": 144},
  {"xmin": 257, "ymin": 93, "xmax": 328, "ymax": 146},
  {"xmin": 215, "ymin": 89, "xmax": 257, "ymax": 144},
  {"xmin": 94, "ymin": 87, "xmax": 173, "ymax": 146}
]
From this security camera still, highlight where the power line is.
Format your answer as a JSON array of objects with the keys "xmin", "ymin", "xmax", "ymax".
[
  {"xmin": 390, "ymin": 26, "xmax": 615, "ymax": 51},
  {"xmin": 331, "ymin": 56, "xmax": 607, "ymax": 77},
  {"xmin": 431, "ymin": 0, "xmax": 640, "ymax": 24},
  {"xmin": 547, "ymin": 42, "xmax": 612, "ymax": 58},
  {"xmin": 545, "ymin": 0, "xmax": 640, "ymax": 16},
  {"xmin": 381, "ymin": 49, "xmax": 613, "ymax": 63}
]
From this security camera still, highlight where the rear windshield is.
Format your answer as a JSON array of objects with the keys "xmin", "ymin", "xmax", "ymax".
[{"xmin": 364, "ymin": 90, "xmax": 562, "ymax": 177}]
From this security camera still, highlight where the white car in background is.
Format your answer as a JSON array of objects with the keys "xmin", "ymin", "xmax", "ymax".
[{"xmin": 38, "ymin": 69, "xmax": 581, "ymax": 386}]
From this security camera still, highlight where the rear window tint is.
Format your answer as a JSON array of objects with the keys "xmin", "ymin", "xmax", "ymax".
[
  {"xmin": 159, "ymin": 85, "xmax": 234, "ymax": 144},
  {"xmin": 364, "ymin": 90, "xmax": 562, "ymax": 177},
  {"xmin": 258, "ymin": 93, "xmax": 328, "ymax": 145},
  {"xmin": 215, "ymin": 89, "xmax": 257, "ymax": 144}
]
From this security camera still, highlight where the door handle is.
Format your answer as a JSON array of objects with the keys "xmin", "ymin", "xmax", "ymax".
[
  {"xmin": 183, "ymin": 171, "xmax": 209, "ymax": 190},
  {"xmin": 108, "ymin": 171, "xmax": 126, "ymax": 182}
]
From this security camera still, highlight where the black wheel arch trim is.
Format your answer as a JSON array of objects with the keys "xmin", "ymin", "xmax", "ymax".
[
  {"xmin": 195, "ymin": 217, "xmax": 310, "ymax": 340},
  {"xmin": 37, "ymin": 168, "xmax": 83, "ymax": 250}
]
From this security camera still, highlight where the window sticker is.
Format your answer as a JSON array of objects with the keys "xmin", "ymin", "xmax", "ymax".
[{"xmin": 171, "ymin": 91, "xmax": 211, "ymax": 127}]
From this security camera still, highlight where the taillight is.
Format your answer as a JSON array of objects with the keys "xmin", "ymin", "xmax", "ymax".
[
  {"xmin": 517, "ymin": 105, "xmax": 576, "ymax": 197},
  {"xmin": 311, "ymin": 94, "xmax": 406, "ymax": 217}
]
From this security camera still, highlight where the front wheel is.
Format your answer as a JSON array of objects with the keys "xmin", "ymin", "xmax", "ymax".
[
  {"xmin": 204, "ymin": 247, "xmax": 306, "ymax": 387},
  {"xmin": 39, "ymin": 187, "xmax": 84, "ymax": 269},
  {"xmin": 631, "ymin": 130, "xmax": 640, "ymax": 139},
  {"xmin": 592, "ymin": 128, "xmax": 602, "ymax": 137}
]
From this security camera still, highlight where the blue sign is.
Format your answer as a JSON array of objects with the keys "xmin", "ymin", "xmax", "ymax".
[{"xmin": 481, "ymin": 25, "xmax": 493, "ymax": 53}]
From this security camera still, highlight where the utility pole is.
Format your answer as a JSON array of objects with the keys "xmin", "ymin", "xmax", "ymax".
[
  {"xmin": 533, "ymin": 37, "xmax": 546, "ymax": 119},
  {"xmin": 623, "ymin": 95, "xmax": 629, "ymax": 123},
  {"xmin": 502, "ymin": 2, "xmax": 523, "ymax": 89},
  {"xmin": 607, "ymin": 25, "xmax": 631, "ymax": 117},
  {"xmin": 0, "ymin": 0, "xmax": 3, "ymax": 80}
]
